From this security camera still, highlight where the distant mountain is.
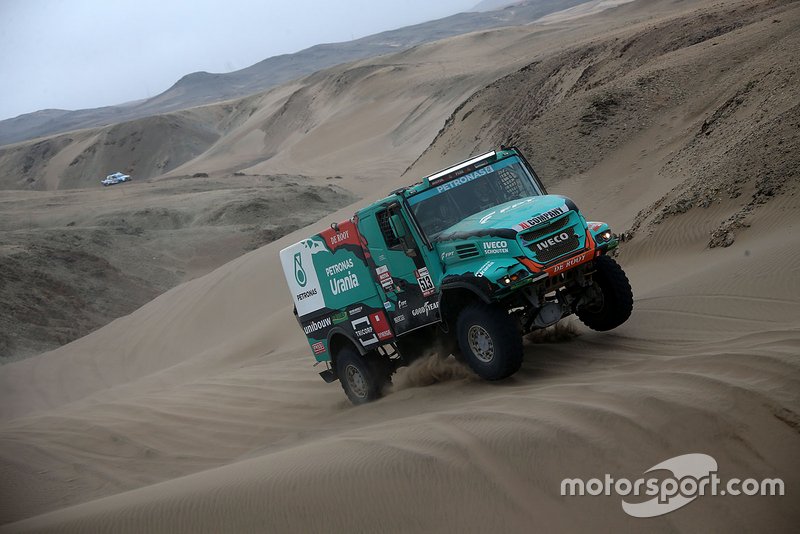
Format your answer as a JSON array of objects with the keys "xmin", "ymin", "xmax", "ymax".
[
  {"xmin": 471, "ymin": 0, "xmax": 526, "ymax": 12},
  {"xmin": 0, "ymin": 0, "xmax": 585, "ymax": 147}
]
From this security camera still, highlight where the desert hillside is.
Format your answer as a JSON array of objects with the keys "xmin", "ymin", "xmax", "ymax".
[
  {"xmin": 0, "ymin": 0, "xmax": 643, "ymax": 360},
  {"xmin": 0, "ymin": 0, "xmax": 589, "ymax": 147},
  {"xmin": 0, "ymin": 175, "xmax": 354, "ymax": 360},
  {"xmin": 409, "ymin": 0, "xmax": 799, "ymax": 250},
  {"xmin": 1, "ymin": 0, "xmax": 798, "ymax": 532}
]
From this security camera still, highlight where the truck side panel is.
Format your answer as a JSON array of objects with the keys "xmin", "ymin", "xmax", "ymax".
[
  {"xmin": 356, "ymin": 205, "xmax": 442, "ymax": 335},
  {"xmin": 279, "ymin": 219, "xmax": 393, "ymax": 362}
]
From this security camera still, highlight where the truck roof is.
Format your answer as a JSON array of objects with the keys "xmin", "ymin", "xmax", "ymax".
[
  {"xmin": 348, "ymin": 147, "xmax": 523, "ymax": 222},
  {"xmin": 401, "ymin": 147, "xmax": 520, "ymax": 198}
]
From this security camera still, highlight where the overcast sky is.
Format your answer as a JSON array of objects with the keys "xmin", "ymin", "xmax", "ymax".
[{"xmin": 0, "ymin": 0, "xmax": 479, "ymax": 121}]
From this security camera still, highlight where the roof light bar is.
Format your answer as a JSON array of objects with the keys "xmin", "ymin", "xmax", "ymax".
[{"xmin": 426, "ymin": 150, "xmax": 496, "ymax": 182}]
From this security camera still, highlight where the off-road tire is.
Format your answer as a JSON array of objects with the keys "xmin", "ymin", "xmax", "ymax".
[
  {"xmin": 335, "ymin": 346, "xmax": 391, "ymax": 405},
  {"xmin": 456, "ymin": 303, "xmax": 523, "ymax": 380},
  {"xmin": 577, "ymin": 255, "xmax": 633, "ymax": 331}
]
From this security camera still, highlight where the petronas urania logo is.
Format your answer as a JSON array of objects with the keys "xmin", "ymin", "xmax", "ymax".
[{"xmin": 294, "ymin": 252, "xmax": 307, "ymax": 287}]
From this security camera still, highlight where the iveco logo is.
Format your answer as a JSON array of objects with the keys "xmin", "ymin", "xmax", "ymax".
[{"xmin": 536, "ymin": 232, "xmax": 570, "ymax": 251}]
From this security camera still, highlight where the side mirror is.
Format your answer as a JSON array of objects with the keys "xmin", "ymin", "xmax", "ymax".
[
  {"xmin": 389, "ymin": 214, "xmax": 406, "ymax": 238},
  {"xmin": 390, "ymin": 213, "xmax": 417, "ymax": 257}
]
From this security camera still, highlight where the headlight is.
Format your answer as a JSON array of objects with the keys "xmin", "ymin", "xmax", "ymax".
[
  {"xmin": 594, "ymin": 229, "xmax": 613, "ymax": 243},
  {"xmin": 501, "ymin": 269, "xmax": 529, "ymax": 286}
]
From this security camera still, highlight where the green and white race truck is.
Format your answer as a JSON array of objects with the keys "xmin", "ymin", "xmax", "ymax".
[{"xmin": 280, "ymin": 147, "xmax": 633, "ymax": 404}]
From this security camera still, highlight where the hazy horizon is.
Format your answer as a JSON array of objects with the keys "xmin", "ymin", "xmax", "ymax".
[{"xmin": 0, "ymin": 0, "xmax": 479, "ymax": 121}]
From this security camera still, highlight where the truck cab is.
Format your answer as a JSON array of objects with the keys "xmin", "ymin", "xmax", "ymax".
[{"xmin": 280, "ymin": 147, "xmax": 632, "ymax": 404}]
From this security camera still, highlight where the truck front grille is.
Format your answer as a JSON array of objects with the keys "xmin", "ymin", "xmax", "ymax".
[
  {"xmin": 519, "ymin": 215, "xmax": 570, "ymax": 242},
  {"xmin": 528, "ymin": 227, "xmax": 580, "ymax": 263}
]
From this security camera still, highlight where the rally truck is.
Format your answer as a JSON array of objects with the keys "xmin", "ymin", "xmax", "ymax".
[{"xmin": 280, "ymin": 147, "xmax": 633, "ymax": 404}]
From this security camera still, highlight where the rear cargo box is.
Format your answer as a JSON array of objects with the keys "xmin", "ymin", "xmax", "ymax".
[{"xmin": 279, "ymin": 219, "xmax": 393, "ymax": 361}]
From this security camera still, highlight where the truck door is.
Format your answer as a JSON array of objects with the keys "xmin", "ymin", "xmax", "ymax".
[{"xmin": 357, "ymin": 203, "xmax": 440, "ymax": 335}]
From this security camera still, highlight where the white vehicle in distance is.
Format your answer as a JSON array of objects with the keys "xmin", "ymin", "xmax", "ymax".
[{"xmin": 101, "ymin": 172, "xmax": 131, "ymax": 186}]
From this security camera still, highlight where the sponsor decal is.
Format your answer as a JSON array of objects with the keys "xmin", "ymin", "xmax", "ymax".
[
  {"xmin": 412, "ymin": 300, "xmax": 439, "ymax": 317},
  {"xmin": 303, "ymin": 316, "xmax": 332, "ymax": 334},
  {"xmin": 369, "ymin": 311, "xmax": 393, "ymax": 341},
  {"xmin": 296, "ymin": 287, "xmax": 318, "ymax": 301},
  {"xmin": 281, "ymin": 240, "xmax": 326, "ymax": 316},
  {"xmin": 384, "ymin": 301, "xmax": 392, "ymax": 310},
  {"xmin": 547, "ymin": 252, "xmax": 591, "ymax": 275},
  {"xmin": 434, "ymin": 164, "xmax": 495, "ymax": 193},
  {"xmin": 429, "ymin": 159, "xmax": 492, "ymax": 187},
  {"xmin": 415, "ymin": 267, "xmax": 435, "ymax": 297},
  {"xmin": 320, "ymin": 220, "xmax": 361, "ymax": 252},
  {"xmin": 303, "ymin": 238, "xmax": 327, "ymax": 254},
  {"xmin": 501, "ymin": 198, "xmax": 536, "ymax": 212},
  {"xmin": 476, "ymin": 260, "xmax": 495, "ymax": 277},
  {"xmin": 376, "ymin": 265, "xmax": 394, "ymax": 291},
  {"xmin": 330, "ymin": 272, "xmax": 360, "ymax": 295},
  {"xmin": 331, "ymin": 310, "xmax": 348, "ymax": 324},
  {"xmin": 409, "ymin": 156, "xmax": 522, "ymax": 206},
  {"xmin": 479, "ymin": 198, "xmax": 537, "ymax": 225},
  {"xmin": 351, "ymin": 315, "xmax": 378, "ymax": 347},
  {"xmin": 440, "ymin": 250, "xmax": 455, "ymax": 260},
  {"xmin": 311, "ymin": 341, "xmax": 326, "ymax": 355},
  {"xmin": 483, "ymin": 240, "xmax": 509, "ymax": 254},
  {"xmin": 293, "ymin": 252, "xmax": 307, "ymax": 287},
  {"xmin": 329, "ymin": 229, "xmax": 350, "ymax": 245},
  {"xmin": 516, "ymin": 205, "xmax": 568, "ymax": 231},
  {"xmin": 325, "ymin": 258, "xmax": 355, "ymax": 277},
  {"xmin": 535, "ymin": 231, "xmax": 571, "ymax": 251},
  {"xmin": 393, "ymin": 314, "xmax": 406, "ymax": 324},
  {"xmin": 398, "ymin": 299, "xmax": 408, "ymax": 309},
  {"xmin": 348, "ymin": 306, "xmax": 363, "ymax": 316}
]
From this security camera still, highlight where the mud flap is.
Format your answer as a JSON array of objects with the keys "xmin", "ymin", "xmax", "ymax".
[{"xmin": 319, "ymin": 369, "xmax": 338, "ymax": 383}]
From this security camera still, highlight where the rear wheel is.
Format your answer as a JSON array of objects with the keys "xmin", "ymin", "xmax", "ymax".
[
  {"xmin": 335, "ymin": 346, "xmax": 391, "ymax": 405},
  {"xmin": 456, "ymin": 303, "xmax": 523, "ymax": 380},
  {"xmin": 576, "ymin": 255, "xmax": 633, "ymax": 331}
]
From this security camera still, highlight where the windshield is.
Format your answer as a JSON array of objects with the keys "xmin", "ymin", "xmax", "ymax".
[{"xmin": 408, "ymin": 156, "xmax": 542, "ymax": 239}]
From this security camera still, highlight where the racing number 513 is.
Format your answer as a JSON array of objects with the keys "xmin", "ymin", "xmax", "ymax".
[{"xmin": 419, "ymin": 275, "xmax": 434, "ymax": 292}]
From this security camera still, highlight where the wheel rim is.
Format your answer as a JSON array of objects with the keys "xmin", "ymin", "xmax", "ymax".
[
  {"xmin": 345, "ymin": 363, "xmax": 368, "ymax": 398},
  {"xmin": 468, "ymin": 325, "xmax": 495, "ymax": 362}
]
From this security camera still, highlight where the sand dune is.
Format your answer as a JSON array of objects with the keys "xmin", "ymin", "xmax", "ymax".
[
  {"xmin": 2, "ymin": 202, "xmax": 798, "ymax": 531},
  {"xmin": 1, "ymin": 0, "xmax": 799, "ymax": 531}
]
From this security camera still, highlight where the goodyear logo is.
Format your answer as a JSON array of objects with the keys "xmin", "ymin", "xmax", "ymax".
[{"xmin": 412, "ymin": 301, "xmax": 439, "ymax": 317}]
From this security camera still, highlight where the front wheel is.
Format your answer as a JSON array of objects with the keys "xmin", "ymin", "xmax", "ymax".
[
  {"xmin": 456, "ymin": 303, "xmax": 523, "ymax": 380},
  {"xmin": 335, "ymin": 346, "xmax": 391, "ymax": 405},
  {"xmin": 576, "ymin": 255, "xmax": 633, "ymax": 331}
]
